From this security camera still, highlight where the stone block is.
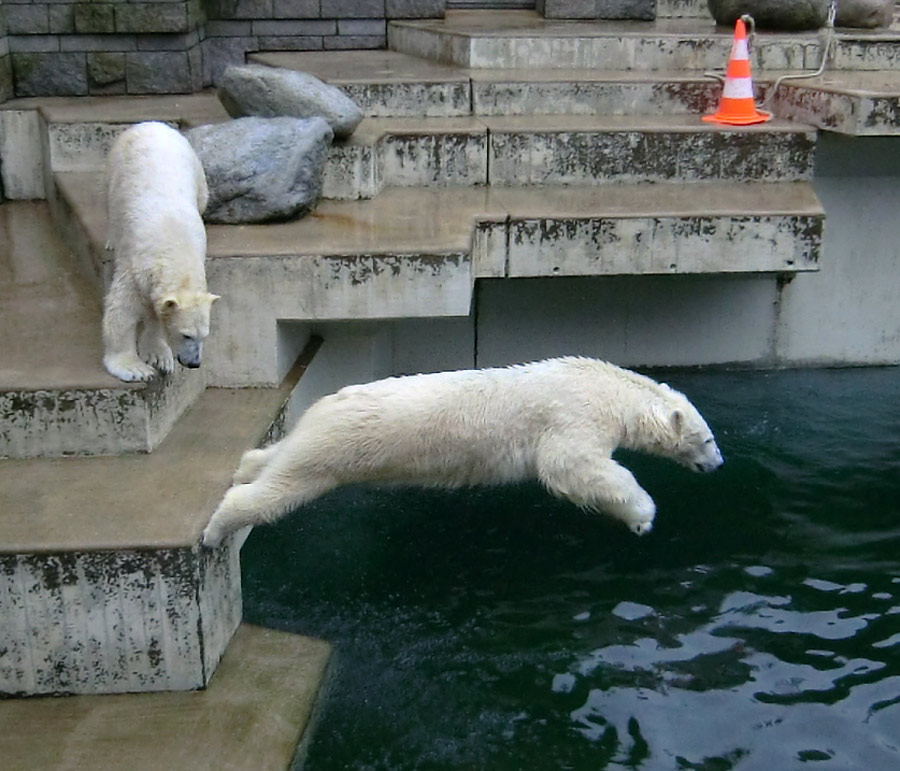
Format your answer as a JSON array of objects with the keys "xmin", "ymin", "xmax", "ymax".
[
  {"xmin": 204, "ymin": 19, "xmax": 252, "ymax": 35},
  {"xmin": 7, "ymin": 5, "xmax": 50, "ymax": 35},
  {"xmin": 0, "ymin": 56, "xmax": 12, "ymax": 103},
  {"xmin": 88, "ymin": 50, "xmax": 125, "ymax": 88},
  {"xmin": 538, "ymin": 0, "xmax": 655, "ymax": 19},
  {"xmin": 115, "ymin": 3, "xmax": 190, "ymax": 34},
  {"xmin": 206, "ymin": 0, "xmax": 273, "ymax": 20},
  {"xmin": 202, "ymin": 35, "xmax": 257, "ymax": 85},
  {"xmin": 273, "ymin": 0, "xmax": 320, "ymax": 18},
  {"xmin": 257, "ymin": 35, "xmax": 323, "ymax": 50},
  {"xmin": 385, "ymin": 0, "xmax": 444, "ymax": 19},
  {"xmin": 48, "ymin": 5, "xmax": 75, "ymax": 34},
  {"xmin": 60, "ymin": 34, "xmax": 138, "ymax": 52},
  {"xmin": 136, "ymin": 30, "xmax": 201, "ymax": 51},
  {"xmin": 12, "ymin": 51, "xmax": 87, "ymax": 95},
  {"xmin": 337, "ymin": 18, "xmax": 385, "ymax": 36},
  {"xmin": 252, "ymin": 18, "xmax": 335, "ymax": 34},
  {"xmin": 74, "ymin": 4, "xmax": 116, "ymax": 34},
  {"xmin": 324, "ymin": 34, "xmax": 384, "ymax": 49},
  {"xmin": 126, "ymin": 50, "xmax": 193, "ymax": 93},
  {"xmin": 9, "ymin": 34, "xmax": 60, "ymax": 52},
  {"xmin": 320, "ymin": 0, "xmax": 384, "ymax": 19}
]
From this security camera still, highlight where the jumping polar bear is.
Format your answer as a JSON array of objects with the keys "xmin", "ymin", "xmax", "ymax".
[
  {"xmin": 102, "ymin": 121, "xmax": 218, "ymax": 382},
  {"xmin": 202, "ymin": 357, "xmax": 723, "ymax": 547}
]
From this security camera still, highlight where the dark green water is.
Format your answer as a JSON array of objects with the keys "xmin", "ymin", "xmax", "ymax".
[{"xmin": 242, "ymin": 368, "xmax": 900, "ymax": 770}]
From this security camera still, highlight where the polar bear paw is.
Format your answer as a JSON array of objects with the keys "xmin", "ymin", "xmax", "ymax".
[
  {"xmin": 624, "ymin": 492, "xmax": 656, "ymax": 536},
  {"xmin": 144, "ymin": 341, "xmax": 175, "ymax": 375},
  {"xmin": 104, "ymin": 353, "xmax": 157, "ymax": 382}
]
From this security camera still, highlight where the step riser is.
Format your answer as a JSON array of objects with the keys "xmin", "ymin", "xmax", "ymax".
[
  {"xmin": 325, "ymin": 128, "xmax": 814, "ymax": 199},
  {"xmin": 390, "ymin": 25, "xmax": 900, "ymax": 72},
  {"xmin": 0, "ymin": 544, "xmax": 240, "ymax": 696},
  {"xmin": 506, "ymin": 214, "xmax": 821, "ymax": 276},
  {"xmin": 0, "ymin": 367, "xmax": 206, "ymax": 459},
  {"xmin": 489, "ymin": 129, "xmax": 815, "ymax": 186},
  {"xmin": 473, "ymin": 80, "xmax": 721, "ymax": 116},
  {"xmin": 339, "ymin": 81, "xmax": 472, "ymax": 118}
]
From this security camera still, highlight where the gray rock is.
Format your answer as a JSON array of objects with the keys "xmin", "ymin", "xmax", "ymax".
[
  {"xmin": 186, "ymin": 116, "xmax": 334, "ymax": 225},
  {"xmin": 835, "ymin": 0, "xmax": 893, "ymax": 28},
  {"xmin": 707, "ymin": 0, "xmax": 830, "ymax": 30},
  {"xmin": 218, "ymin": 64, "xmax": 363, "ymax": 139}
]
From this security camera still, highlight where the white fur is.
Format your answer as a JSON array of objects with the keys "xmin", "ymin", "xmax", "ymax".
[
  {"xmin": 202, "ymin": 357, "xmax": 723, "ymax": 547},
  {"xmin": 102, "ymin": 121, "xmax": 217, "ymax": 382}
]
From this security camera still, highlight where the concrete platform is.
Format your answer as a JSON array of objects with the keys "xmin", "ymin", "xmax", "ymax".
[{"xmin": 0, "ymin": 624, "xmax": 332, "ymax": 771}]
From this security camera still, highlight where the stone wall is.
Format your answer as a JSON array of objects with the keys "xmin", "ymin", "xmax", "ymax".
[
  {"xmin": 204, "ymin": 0, "xmax": 445, "ymax": 85},
  {"xmin": 0, "ymin": 0, "xmax": 446, "ymax": 98},
  {"xmin": 3, "ymin": 0, "xmax": 205, "ymax": 96},
  {"xmin": 0, "ymin": 2, "xmax": 12, "ymax": 101}
]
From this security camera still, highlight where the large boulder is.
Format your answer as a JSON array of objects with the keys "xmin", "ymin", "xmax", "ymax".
[
  {"xmin": 707, "ymin": 0, "xmax": 830, "ymax": 30},
  {"xmin": 186, "ymin": 117, "xmax": 333, "ymax": 225},
  {"xmin": 835, "ymin": 0, "xmax": 894, "ymax": 28},
  {"xmin": 217, "ymin": 64, "xmax": 363, "ymax": 139}
]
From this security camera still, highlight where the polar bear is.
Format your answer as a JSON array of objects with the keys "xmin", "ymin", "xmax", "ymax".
[
  {"xmin": 202, "ymin": 357, "xmax": 723, "ymax": 547},
  {"xmin": 102, "ymin": 121, "xmax": 218, "ymax": 382}
]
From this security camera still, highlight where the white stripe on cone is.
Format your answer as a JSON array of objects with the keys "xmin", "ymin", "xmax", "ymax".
[
  {"xmin": 732, "ymin": 38, "xmax": 749, "ymax": 60},
  {"xmin": 723, "ymin": 77, "xmax": 754, "ymax": 99}
]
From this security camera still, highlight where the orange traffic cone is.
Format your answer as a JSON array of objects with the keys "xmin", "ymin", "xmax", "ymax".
[{"xmin": 703, "ymin": 19, "xmax": 771, "ymax": 126}]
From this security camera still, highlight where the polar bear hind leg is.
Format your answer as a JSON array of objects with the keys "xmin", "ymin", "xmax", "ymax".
[
  {"xmin": 202, "ymin": 463, "xmax": 337, "ymax": 548},
  {"xmin": 536, "ymin": 435, "xmax": 656, "ymax": 535},
  {"xmin": 232, "ymin": 443, "xmax": 282, "ymax": 484}
]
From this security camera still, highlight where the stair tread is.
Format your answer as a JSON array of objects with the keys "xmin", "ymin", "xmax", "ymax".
[
  {"xmin": 0, "ymin": 360, "xmax": 301, "ymax": 553},
  {"xmin": 58, "ymin": 171, "xmax": 822, "ymax": 260},
  {"xmin": 0, "ymin": 201, "xmax": 125, "ymax": 391}
]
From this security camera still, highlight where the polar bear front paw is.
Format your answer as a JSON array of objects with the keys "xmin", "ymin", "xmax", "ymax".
[
  {"xmin": 144, "ymin": 341, "xmax": 175, "ymax": 375},
  {"xmin": 201, "ymin": 521, "xmax": 224, "ymax": 548},
  {"xmin": 624, "ymin": 491, "xmax": 656, "ymax": 536},
  {"xmin": 104, "ymin": 353, "xmax": 157, "ymax": 382}
]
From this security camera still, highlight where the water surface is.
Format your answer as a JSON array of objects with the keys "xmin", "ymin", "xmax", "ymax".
[{"xmin": 243, "ymin": 368, "xmax": 900, "ymax": 770}]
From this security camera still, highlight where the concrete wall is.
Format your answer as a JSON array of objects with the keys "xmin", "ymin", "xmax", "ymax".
[{"xmin": 776, "ymin": 134, "xmax": 900, "ymax": 366}]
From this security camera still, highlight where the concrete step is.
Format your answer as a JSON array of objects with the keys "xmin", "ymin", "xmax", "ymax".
[
  {"xmin": 388, "ymin": 10, "xmax": 900, "ymax": 71},
  {"xmin": 0, "ymin": 201, "xmax": 206, "ymax": 459},
  {"xmin": 657, "ymin": 0, "xmax": 711, "ymax": 18},
  {"xmin": 325, "ymin": 114, "xmax": 815, "ymax": 198},
  {"xmin": 0, "ymin": 624, "xmax": 331, "ymax": 771},
  {"xmin": 57, "ymin": 168, "xmax": 822, "ymax": 385},
  {"xmin": 249, "ymin": 50, "xmax": 900, "ymax": 136},
  {"xmin": 0, "ymin": 345, "xmax": 317, "ymax": 695}
]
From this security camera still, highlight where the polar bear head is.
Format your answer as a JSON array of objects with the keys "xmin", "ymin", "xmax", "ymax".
[
  {"xmin": 644, "ymin": 385, "xmax": 724, "ymax": 474},
  {"xmin": 157, "ymin": 290, "xmax": 219, "ymax": 368}
]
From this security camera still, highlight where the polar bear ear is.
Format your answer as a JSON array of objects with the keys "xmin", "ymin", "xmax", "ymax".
[
  {"xmin": 160, "ymin": 296, "xmax": 180, "ymax": 313},
  {"xmin": 670, "ymin": 409, "xmax": 685, "ymax": 436},
  {"xmin": 207, "ymin": 293, "xmax": 221, "ymax": 304}
]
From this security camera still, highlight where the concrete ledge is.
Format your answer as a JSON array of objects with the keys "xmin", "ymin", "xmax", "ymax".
[
  {"xmin": 0, "ymin": 624, "xmax": 331, "ymax": 770},
  {"xmin": 388, "ymin": 11, "xmax": 900, "ymax": 71}
]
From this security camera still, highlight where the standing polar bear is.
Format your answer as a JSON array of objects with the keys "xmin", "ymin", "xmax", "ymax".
[
  {"xmin": 103, "ymin": 121, "xmax": 218, "ymax": 382},
  {"xmin": 202, "ymin": 357, "xmax": 723, "ymax": 547}
]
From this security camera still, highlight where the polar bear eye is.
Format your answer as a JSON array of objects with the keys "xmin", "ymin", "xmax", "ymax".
[{"xmin": 182, "ymin": 333, "xmax": 196, "ymax": 342}]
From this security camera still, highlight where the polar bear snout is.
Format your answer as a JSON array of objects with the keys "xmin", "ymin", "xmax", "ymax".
[
  {"xmin": 175, "ymin": 337, "xmax": 203, "ymax": 368},
  {"xmin": 694, "ymin": 441, "xmax": 724, "ymax": 473}
]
